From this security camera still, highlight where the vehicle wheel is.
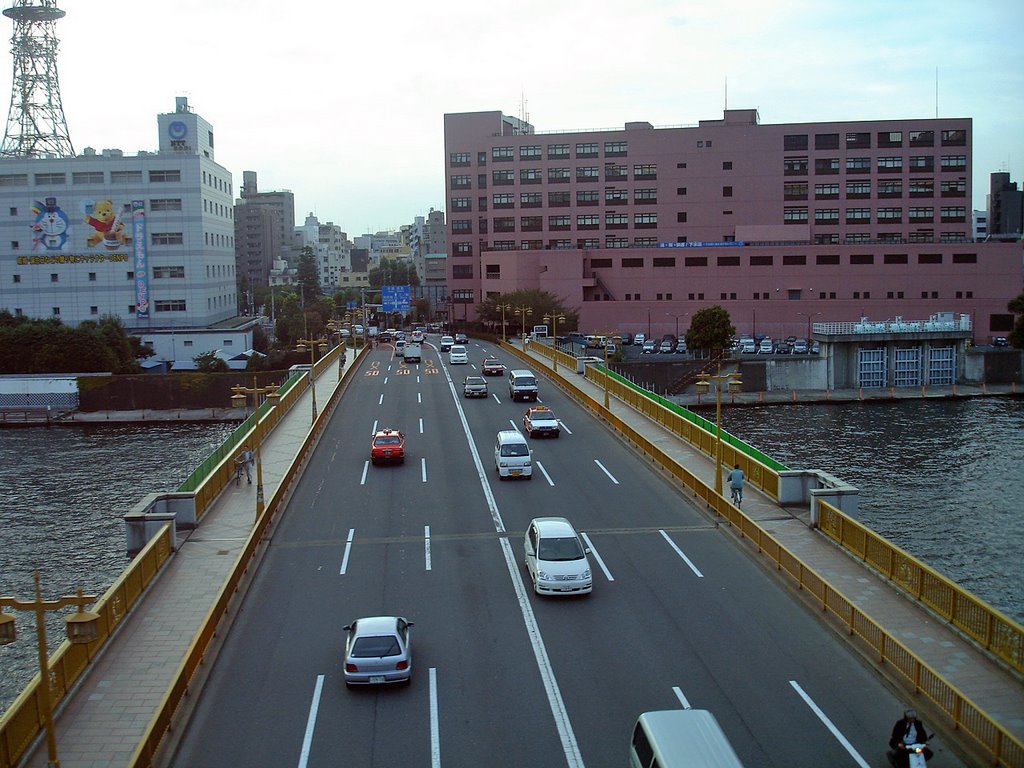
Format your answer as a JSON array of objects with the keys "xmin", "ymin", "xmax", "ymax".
[
  {"xmin": 399, "ymin": 456, "xmax": 405, "ymax": 464},
  {"xmin": 554, "ymin": 432, "xmax": 560, "ymax": 438},
  {"xmin": 370, "ymin": 458, "xmax": 377, "ymax": 466},
  {"xmin": 526, "ymin": 474, "xmax": 532, "ymax": 481}
]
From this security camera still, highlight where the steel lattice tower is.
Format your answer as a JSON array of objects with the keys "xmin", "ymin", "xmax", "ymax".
[{"xmin": 0, "ymin": 0, "xmax": 73, "ymax": 157}]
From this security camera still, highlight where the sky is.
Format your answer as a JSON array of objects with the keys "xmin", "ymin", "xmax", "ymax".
[{"xmin": 2, "ymin": 0, "xmax": 1021, "ymax": 235}]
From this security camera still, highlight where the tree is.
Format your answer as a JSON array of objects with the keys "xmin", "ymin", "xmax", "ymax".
[
  {"xmin": 369, "ymin": 257, "xmax": 419, "ymax": 289},
  {"xmin": 685, "ymin": 305, "xmax": 735, "ymax": 357},
  {"xmin": 476, "ymin": 290, "xmax": 578, "ymax": 335},
  {"xmin": 296, "ymin": 245, "xmax": 321, "ymax": 305},
  {"xmin": 194, "ymin": 351, "xmax": 229, "ymax": 372},
  {"xmin": 1006, "ymin": 292, "xmax": 1024, "ymax": 349}
]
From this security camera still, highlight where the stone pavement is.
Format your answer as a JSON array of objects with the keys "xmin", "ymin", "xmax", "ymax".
[
  {"xmin": 20, "ymin": 350, "xmax": 351, "ymax": 768},
  {"xmin": 19, "ymin": 340, "xmax": 1022, "ymax": 767}
]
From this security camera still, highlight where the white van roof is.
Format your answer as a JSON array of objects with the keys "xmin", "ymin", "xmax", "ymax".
[{"xmin": 634, "ymin": 710, "xmax": 744, "ymax": 768}]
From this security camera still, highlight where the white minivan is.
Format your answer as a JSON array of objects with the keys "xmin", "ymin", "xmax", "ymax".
[
  {"xmin": 630, "ymin": 710, "xmax": 744, "ymax": 768},
  {"xmin": 494, "ymin": 430, "xmax": 532, "ymax": 479}
]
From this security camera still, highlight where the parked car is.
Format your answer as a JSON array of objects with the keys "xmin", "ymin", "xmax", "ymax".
[
  {"xmin": 642, "ymin": 339, "xmax": 657, "ymax": 354},
  {"xmin": 792, "ymin": 338, "xmax": 808, "ymax": 354},
  {"xmin": 524, "ymin": 517, "xmax": 592, "ymax": 596},
  {"xmin": 449, "ymin": 345, "xmax": 468, "ymax": 364},
  {"xmin": 523, "ymin": 405, "xmax": 560, "ymax": 438},
  {"xmin": 674, "ymin": 340, "xmax": 688, "ymax": 354},
  {"xmin": 775, "ymin": 343, "xmax": 792, "ymax": 354},
  {"xmin": 633, "ymin": 333, "xmax": 646, "ymax": 346},
  {"xmin": 622, "ymin": 332, "xmax": 634, "ymax": 346},
  {"xmin": 463, "ymin": 376, "xmax": 488, "ymax": 398},
  {"xmin": 992, "ymin": 337, "xmax": 1009, "ymax": 347},
  {"xmin": 758, "ymin": 338, "xmax": 774, "ymax": 354},
  {"xmin": 370, "ymin": 429, "xmax": 405, "ymax": 465},
  {"xmin": 659, "ymin": 340, "xmax": 675, "ymax": 354},
  {"xmin": 342, "ymin": 616, "xmax": 413, "ymax": 686}
]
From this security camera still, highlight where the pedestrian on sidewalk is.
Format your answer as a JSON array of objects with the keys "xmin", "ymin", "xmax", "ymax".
[
  {"xmin": 726, "ymin": 464, "xmax": 744, "ymax": 507},
  {"xmin": 236, "ymin": 445, "xmax": 253, "ymax": 484}
]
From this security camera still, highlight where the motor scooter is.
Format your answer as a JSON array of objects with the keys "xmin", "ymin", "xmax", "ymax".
[{"xmin": 888, "ymin": 735, "xmax": 932, "ymax": 768}]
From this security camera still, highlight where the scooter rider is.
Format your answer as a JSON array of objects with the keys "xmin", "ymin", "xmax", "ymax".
[{"xmin": 887, "ymin": 708, "xmax": 933, "ymax": 767}]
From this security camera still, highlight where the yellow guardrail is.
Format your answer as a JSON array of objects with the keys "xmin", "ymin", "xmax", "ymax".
[
  {"xmin": 818, "ymin": 504, "xmax": 1024, "ymax": 676},
  {"xmin": 504, "ymin": 339, "xmax": 1024, "ymax": 768},
  {"xmin": 0, "ymin": 524, "xmax": 173, "ymax": 768},
  {"xmin": 127, "ymin": 342, "xmax": 369, "ymax": 768}
]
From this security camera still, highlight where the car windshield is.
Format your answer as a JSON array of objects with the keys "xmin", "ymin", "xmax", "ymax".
[
  {"xmin": 352, "ymin": 635, "xmax": 401, "ymax": 658},
  {"xmin": 500, "ymin": 443, "xmax": 529, "ymax": 457},
  {"xmin": 531, "ymin": 412, "xmax": 556, "ymax": 423},
  {"xmin": 517, "ymin": 377, "xmax": 536, "ymax": 386},
  {"xmin": 466, "ymin": 377, "xmax": 484, "ymax": 385},
  {"xmin": 538, "ymin": 535, "xmax": 585, "ymax": 561},
  {"xmin": 375, "ymin": 436, "xmax": 401, "ymax": 445}
]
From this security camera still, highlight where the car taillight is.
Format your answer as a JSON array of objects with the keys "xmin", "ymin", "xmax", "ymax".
[
  {"xmin": 345, "ymin": 663, "xmax": 357, "ymax": 672},
  {"xmin": 395, "ymin": 660, "xmax": 408, "ymax": 670}
]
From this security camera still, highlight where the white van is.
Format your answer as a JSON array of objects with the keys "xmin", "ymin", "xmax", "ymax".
[
  {"xmin": 630, "ymin": 710, "xmax": 744, "ymax": 768},
  {"xmin": 494, "ymin": 430, "xmax": 532, "ymax": 479},
  {"xmin": 403, "ymin": 342, "xmax": 421, "ymax": 363}
]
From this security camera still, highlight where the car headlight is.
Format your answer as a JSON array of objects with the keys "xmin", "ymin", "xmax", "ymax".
[
  {"xmin": 537, "ymin": 570, "xmax": 550, "ymax": 580},
  {"xmin": 582, "ymin": 569, "xmax": 592, "ymax": 580}
]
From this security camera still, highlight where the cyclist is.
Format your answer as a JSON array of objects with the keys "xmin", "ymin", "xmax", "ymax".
[
  {"xmin": 235, "ymin": 445, "xmax": 253, "ymax": 485},
  {"xmin": 726, "ymin": 464, "xmax": 744, "ymax": 507}
]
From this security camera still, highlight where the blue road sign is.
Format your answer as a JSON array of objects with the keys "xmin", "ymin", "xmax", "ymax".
[{"xmin": 382, "ymin": 285, "xmax": 411, "ymax": 313}]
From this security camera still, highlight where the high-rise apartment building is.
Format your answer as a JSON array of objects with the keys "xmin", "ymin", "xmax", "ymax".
[
  {"xmin": 235, "ymin": 170, "xmax": 295, "ymax": 287},
  {"xmin": 444, "ymin": 109, "xmax": 1022, "ymax": 341},
  {"xmin": 987, "ymin": 172, "xmax": 1023, "ymax": 240}
]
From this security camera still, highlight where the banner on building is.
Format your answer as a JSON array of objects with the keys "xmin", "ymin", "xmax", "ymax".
[{"xmin": 132, "ymin": 200, "xmax": 150, "ymax": 318}]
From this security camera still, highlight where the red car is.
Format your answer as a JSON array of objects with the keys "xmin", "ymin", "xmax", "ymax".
[
  {"xmin": 370, "ymin": 429, "xmax": 405, "ymax": 465},
  {"xmin": 482, "ymin": 357, "xmax": 504, "ymax": 376}
]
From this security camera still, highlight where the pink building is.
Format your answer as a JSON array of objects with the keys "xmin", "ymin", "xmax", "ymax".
[{"xmin": 443, "ymin": 109, "xmax": 1021, "ymax": 342}]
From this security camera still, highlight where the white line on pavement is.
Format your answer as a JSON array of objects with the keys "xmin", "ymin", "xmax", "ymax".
[
  {"xmin": 508, "ymin": 419, "xmax": 518, "ymax": 431},
  {"xmin": 424, "ymin": 525, "xmax": 432, "ymax": 571},
  {"xmin": 430, "ymin": 667, "xmax": 441, "ymax": 768},
  {"xmin": 360, "ymin": 461, "xmax": 368, "ymax": 485},
  {"xmin": 659, "ymin": 530, "xmax": 704, "ymax": 577},
  {"xmin": 558, "ymin": 420, "xmax": 573, "ymax": 435},
  {"xmin": 371, "ymin": 419, "xmax": 378, "ymax": 436},
  {"xmin": 378, "ymin": 394, "xmax": 384, "ymax": 405},
  {"xmin": 580, "ymin": 532, "xmax": 613, "ymax": 581},
  {"xmin": 418, "ymin": 392, "xmax": 422, "ymax": 404},
  {"xmin": 419, "ymin": 417, "xmax": 424, "ymax": 434},
  {"xmin": 384, "ymin": 376, "xmax": 388, "ymax": 385},
  {"xmin": 491, "ymin": 393, "xmax": 501, "ymax": 403},
  {"xmin": 672, "ymin": 686, "xmax": 692, "ymax": 709},
  {"xmin": 536, "ymin": 461, "xmax": 555, "ymax": 486},
  {"xmin": 339, "ymin": 528, "xmax": 355, "ymax": 575},
  {"xmin": 594, "ymin": 459, "xmax": 619, "ymax": 484},
  {"xmin": 296, "ymin": 674, "xmax": 324, "ymax": 768},
  {"xmin": 789, "ymin": 680, "xmax": 871, "ymax": 768},
  {"xmin": 421, "ymin": 457, "xmax": 428, "ymax": 483}
]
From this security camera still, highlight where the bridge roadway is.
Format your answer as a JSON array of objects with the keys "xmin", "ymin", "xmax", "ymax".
[{"xmin": 20, "ymin": 338, "xmax": 1023, "ymax": 767}]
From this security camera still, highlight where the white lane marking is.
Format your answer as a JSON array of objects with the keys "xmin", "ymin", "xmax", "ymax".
[
  {"xmin": 419, "ymin": 417, "xmax": 424, "ymax": 434},
  {"xmin": 672, "ymin": 686, "xmax": 692, "ymax": 709},
  {"xmin": 429, "ymin": 667, "xmax": 441, "ymax": 768},
  {"xmin": 418, "ymin": 392, "xmax": 422, "ymax": 404},
  {"xmin": 580, "ymin": 532, "xmax": 613, "ymax": 581},
  {"xmin": 421, "ymin": 458, "xmax": 428, "ymax": 483},
  {"xmin": 388, "ymin": 365, "xmax": 392, "ymax": 372},
  {"xmin": 378, "ymin": 394, "xmax": 384, "ymax": 405},
  {"xmin": 659, "ymin": 530, "xmax": 704, "ymax": 577},
  {"xmin": 558, "ymin": 420, "xmax": 573, "ymax": 435},
  {"xmin": 384, "ymin": 376, "xmax": 389, "ymax": 385},
  {"xmin": 360, "ymin": 461, "xmax": 369, "ymax": 485},
  {"xmin": 296, "ymin": 674, "xmax": 324, "ymax": 768},
  {"xmin": 789, "ymin": 680, "xmax": 871, "ymax": 768},
  {"xmin": 491, "ymin": 393, "xmax": 501, "ymax": 403},
  {"xmin": 536, "ymin": 461, "xmax": 555, "ymax": 486},
  {"xmin": 509, "ymin": 419, "xmax": 519, "ymax": 431},
  {"xmin": 371, "ymin": 419, "xmax": 378, "ymax": 436},
  {"xmin": 339, "ymin": 528, "xmax": 355, "ymax": 574},
  {"xmin": 424, "ymin": 525, "xmax": 432, "ymax": 571},
  {"xmin": 594, "ymin": 459, "xmax": 619, "ymax": 484},
  {"xmin": 441, "ymin": 359, "xmax": 585, "ymax": 767},
  {"xmin": 417, "ymin": 375, "xmax": 421, "ymax": 383}
]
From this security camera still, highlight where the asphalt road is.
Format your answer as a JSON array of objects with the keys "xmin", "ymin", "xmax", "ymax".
[{"xmin": 169, "ymin": 338, "xmax": 958, "ymax": 768}]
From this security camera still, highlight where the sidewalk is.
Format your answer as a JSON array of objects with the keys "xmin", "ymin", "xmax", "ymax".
[
  {"xmin": 518, "ymin": 346, "xmax": 1024, "ymax": 745},
  {"xmin": 20, "ymin": 350, "xmax": 351, "ymax": 768}
]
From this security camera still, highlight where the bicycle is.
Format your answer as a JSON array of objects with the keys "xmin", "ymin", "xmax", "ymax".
[
  {"xmin": 234, "ymin": 459, "xmax": 244, "ymax": 487},
  {"xmin": 730, "ymin": 485, "xmax": 743, "ymax": 507}
]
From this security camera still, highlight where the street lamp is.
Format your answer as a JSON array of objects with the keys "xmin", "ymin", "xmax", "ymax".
[
  {"xmin": 598, "ymin": 330, "xmax": 617, "ymax": 408},
  {"xmin": 797, "ymin": 311, "xmax": 822, "ymax": 341},
  {"xmin": 296, "ymin": 336, "xmax": 328, "ymax": 424},
  {"xmin": 498, "ymin": 302, "xmax": 511, "ymax": 343},
  {"xmin": 231, "ymin": 377, "xmax": 281, "ymax": 519},
  {"xmin": 514, "ymin": 305, "xmax": 533, "ymax": 351},
  {"xmin": 543, "ymin": 312, "xmax": 565, "ymax": 371},
  {"xmin": 1, "ymin": 572, "xmax": 100, "ymax": 768},
  {"xmin": 695, "ymin": 365, "xmax": 742, "ymax": 497},
  {"xmin": 666, "ymin": 312, "xmax": 688, "ymax": 340}
]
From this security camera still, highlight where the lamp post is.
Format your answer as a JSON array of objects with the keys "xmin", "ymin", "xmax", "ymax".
[
  {"xmin": 598, "ymin": 330, "xmax": 617, "ymax": 408},
  {"xmin": 1, "ymin": 572, "xmax": 100, "ymax": 768},
  {"xmin": 666, "ymin": 312, "xmax": 688, "ymax": 340},
  {"xmin": 695, "ymin": 364, "xmax": 742, "ymax": 497},
  {"xmin": 295, "ymin": 336, "xmax": 327, "ymax": 424},
  {"xmin": 543, "ymin": 312, "xmax": 565, "ymax": 371},
  {"xmin": 498, "ymin": 302, "xmax": 511, "ymax": 343},
  {"xmin": 231, "ymin": 377, "xmax": 281, "ymax": 519},
  {"xmin": 797, "ymin": 311, "xmax": 821, "ymax": 341},
  {"xmin": 514, "ymin": 305, "xmax": 533, "ymax": 351}
]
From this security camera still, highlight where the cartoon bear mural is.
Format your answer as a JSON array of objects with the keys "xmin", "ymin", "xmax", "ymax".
[{"xmin": 82, "ymin": 199, "xmax": 131, "ymax": 249}]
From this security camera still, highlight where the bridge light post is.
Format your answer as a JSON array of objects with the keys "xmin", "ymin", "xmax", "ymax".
[
  {"xmin": 498, "ymin": 302, "xmax": 511, "ymax": 343},
  {"xmin": 543, "ymin": 312, "xmax": 565, "ymax": 371},
  {"xmin": 797, "ymin": 311, "xmax": 821, "ymax": 342},
  {"xmin": 295, "ymin": 336, "xmax": 327, "ymax": 424},
  {"xmin": 695, "ymin": 364, "xmax": 742, "ymax": 497},
  {"xmin": 514, "ymin": 305, "xmax": 532, "ymax": 352},
  {"xmin": 231, "ymin": 377, "xmax": 281, "ymax": 520},
  {"xmin": 1, "ymin": 572, "xmax": 100, "ymax": 768}
]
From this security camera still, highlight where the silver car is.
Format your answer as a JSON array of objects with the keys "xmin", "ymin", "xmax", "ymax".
[
  {"xmin": 463, "ymin": 375, "xmax": 488, "ymax": 398},
  {"xmin": 524, "ymin": 517, "xmax": 592, "ymax": 596},
  {"xmin": 342, "ymin": 616, "xmax": 414, "ymax": 686}
]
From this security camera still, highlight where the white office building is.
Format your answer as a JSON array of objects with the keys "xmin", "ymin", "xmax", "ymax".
[{"xmin": 0, "ymin": 98, "xmax": 250, "ymax": 363}]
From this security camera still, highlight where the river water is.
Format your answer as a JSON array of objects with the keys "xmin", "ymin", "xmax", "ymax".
[{"xmin": 1, "ymin": 399, "xmax": 1022, "ymax": 711}]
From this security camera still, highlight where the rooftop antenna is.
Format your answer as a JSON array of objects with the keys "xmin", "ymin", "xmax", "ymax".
[
  {"xmin": 935, "ymin": 66, "xmax": 938, "ymax": 118},
  {"xmin": 1, "ymin": 0, "xmax": 74, "ymax": 157},
  {"xmin": 725, "ymin": 76, "xmax": 728, "ymax": 111}
]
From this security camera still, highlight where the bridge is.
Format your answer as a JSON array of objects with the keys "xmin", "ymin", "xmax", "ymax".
[{"xmin": 2, "ymin": 337, "xmax": 1022, "ymax": 768}]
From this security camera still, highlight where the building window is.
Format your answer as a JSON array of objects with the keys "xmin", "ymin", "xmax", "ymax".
[
  {"xmin": 576, "ymin": 142, "xmax": 599, "ymax": 158},
  {"xmin": 606, "ymin": 237, "xmax": 630, "ymax": 249},
  {"xmin": 684, "ymin": 257, "xmax": 708, "ymax": 267},
  {"xmin": 877, "ymin": 156, "xmax": 903, "ymax": 172},
  {"xmin": 577, "ymin": 214, "xmax": 599, "ymax": 229},
  {"xmin": 606, "ymin": 189, "xmax": 628, "ymax": 205},
  {"xmin": 492, "ymin": 146, "xmax": 513, "ymax": 161},
  {"xmin": 846, "ymin": 157, "xmax": 871, "ymax": 173},
  {"xmin": 878, "ymin": 131, "xmax": 903, "ymax": 147},
  {"xmin": 941, "ymin": 129, "xmax": 967, "ymax": 146},
  {"xmin": 918, "ymin": 253, "xmax": 942, "ymax": 264},
  {"xmin": 940, "ymin": 155, "xmax": 967, "ymax": 172},
  {"xmin": 148, "ymin": 170, "xmax": 181, "ymax": 182},
  {"xmin": 878, "ymin": 180, "xmax": 903, "ymax": 198},
  {"xmin": 909, "ymin": 179, "xmax": 934, "ymax": 197},
  {"xmin": 815, "ymin": 234, "xmax": 840, "ymax": 244},
  {"xmin": 634, "ymin": 213, "xmax": 657, "ymax": 228},
  {"xmin": 782, "ymin": 254, "xmax": 807, "ymax": 265},
  {"xmin": 621, "ymin": 258, "xmax": 644, "ymax": 267},
  {"xmin": 883, "ymin": 253, "xmax": 909, "ymax": 264},
  {"xmin": 749, "ymin": 255, "xmax": 773, "ymax": 266},
  {"xmin": 451, "ymin": 197, "xmax": 471, "ymax": 211},
  {"xmin": 492, "ymin": 170, "xmax": 514, "ymax": 185},
  {"xmin": 520, "ymin": 216, "xmax": 542, "ymax": 232},
  {"xmin": 940, "ymin": 180, "xmax": 966, "ymax": 197},
  {"xmin": 548, "ymin": 167, "xmax": 571, "ymax": 183},
  {"xmin": 877, "ymin": 207, "xmax": 903, "ymax": 222},
  {"xmin": 786, "ymin": 183, "xmax": 809, "ymax": 200},
  {"xmin": 520, "ymin": 192, "xmax": 542, "ymax": 207},
  {"xmin": 784, "ymin": 157, "xmax": 808, "ymax": 176},
  {"xmin": 576, "ymin": 166, "xmax": 599, "ymax": 181},
  {"xmin": 940, "ymin": 206, "xmax": 966, "ymax": 222},
  {"xmin": 577, "ymin": 190, "xmax": 599, "ymax": 206},
  {"xmin": 814, "ymin": 208, "xmax": 839, "ymax": 223},
  {"xmin": 784, "ymin": 207, "xmax": 808, "ymax": 223},
  {"xmin": 547, "ymin": 143, "xmax": 570, "ymax": 158},
  {"xmin": 633, "ymin": 164, "xmax": 657, "ymax": 180},
  {"xmin": 845, "ymin": 208, "xmax": 871, "ymax": 224},
  {"xmin": 909, "ymin": 156, "xmax": 934, "ymax": 171},
  {"xmin": 605, "ymin": 164, "xmax": 628, "ymax": 181},
  {"xmin": 717, "ymin": 256, "xmax": 741, "ymax": 266},
  {"xmin": 653, "ymin": 257, "xmax": 676, "ymax": 267},
  {"xmin": 816, "ymin": 254, "xmax": 841, "ymax": 265},
  {"xmin": 0, "ymin": 174, "xmax": 29, "ymax": 186},
  {"xmin": 549, "ymin": 191, "xmax": 570, "ymax": 206},
  {"xmin": 850, "ymin": 254, "xmax": 875, "ymax": 265},
  {"xmin": 152, "ymin": 232, "xmax": 184, "ymax": 245},
  {"xmin": 520, "ymin": 168, "xmax": 542, "ymax": 184},
  {"xmin": 845, "ymin": 132, "xmax": 871, "ymax": 149},
  {"xmin": 548, "ymin": 215, "xmax": 571, "ymax": 230},
  {"xmin": 909, "ymin": 207, "xmax": 934, "ymax": 222},
  {"xmin": 451, "ymin": 175, "xmax": 471, "ymax": 189},
  {"xmin": 452, "ymin": 220, "xmax": 472, "ymax": 233},
  {"xmin": 784, "ymin": 134, "xmax": 808, "ymax": 151},
  {"xmin": 845, "ymin": 181, "xmax": 870, "ymax": 198},
  {"xmin": 154, "ymin": 300, "xmax": 187, "ymax": 312},
  {"xmin": 150, "ymin": 198, "xmax": 182, "ymax": 211},
  {"xmin": 492, "ymin": 193, "xmax": 514, "ymax": 208},
  {"xmin": 604, "ymin": 141, "xmax": 627, "ymax": 156},
  {"xmin": 815, "ymin": 158, "xmax": 840, "ymax": 175},
  {"xmin": 478, "ymin": 196, "xmax": 487, "ymax": 212},
  {"xmin": 677, "ymin": 187, "xmax": 687, "ymax": 195},
  {"xmin": 493, "ymin": 216, "xmax": 515, "ymax": 232},
  {"xmin": 909, "ymin": 130, "xmax": 934, "ymax": 147},
  {"xmin": 723, "ymin": 185, "xmax": 733, "ymax": 197},
  {"xmin": 454, "ymin": 242, "xmax": 472, "ymax": 255},
  {"xmin": 677, "ymin": 212, "xmax": 687, "ymax": 223},
  {"xmin": 34, "ymin": 172, "xmax": 66, "ymax": 185},
  {"xmin": 452, "ymin": 264, "xmax": 474, "ymax": 278},
  {"xmin": 72, "ymin": 171, "xmax": 105, "ymax": 184},
  {"xmin": 152, "ymin": 266, "xmax": 185, "ymax": 278},
  {"xmin": 814, "ymin": 183, "xmax": 839, "ymax": 199},
  {"xmin": 450, "ymin": 152, "xmax": 471, "ymax": 166},
  {"xmin": 519, "ymin": 145, "xmax": 541, "ymax": 160},
  {"xmin": 477, "ymin": 151, "xmax": 487, "ymax": 166},
  {"xmin": 815, "ymin": 133, "xmax": 840, "ymax": 149}
]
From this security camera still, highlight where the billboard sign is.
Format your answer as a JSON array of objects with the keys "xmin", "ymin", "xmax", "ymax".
[{"xmin": 381, "ymin": 284, "xmax": 411, "ymax": 313}]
